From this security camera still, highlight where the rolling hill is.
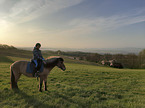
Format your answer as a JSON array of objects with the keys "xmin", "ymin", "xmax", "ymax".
[
  {"xmin": 0, "ymin": 44, "xmax": 145, "ymax": 107},
  {"xmin": 0, "ymin": 56, "xmax": 145, "ymax": 107}
]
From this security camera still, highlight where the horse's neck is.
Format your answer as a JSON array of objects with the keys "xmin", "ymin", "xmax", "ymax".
[
  {"xmin": 45, "ymin": 58, "xmax": 58, "ymax": 68},
  {"xmin": 48, "ymin": 65, "xmax": 56, "ymax": 72}
]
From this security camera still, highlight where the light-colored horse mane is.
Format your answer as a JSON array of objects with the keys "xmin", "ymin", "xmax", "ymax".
[
  {"xmin": 45, "ymin": 56, "xmax": 63, "ymax": 67},
  {"xmin": 46, "ymin": 56, "xmax": 61, "ymax": 62},
  {"xmin": 46, "ymin": 56, "xmax": 61, "ymax": 60}
]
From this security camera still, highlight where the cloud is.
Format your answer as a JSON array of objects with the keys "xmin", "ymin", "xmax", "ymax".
[
  {"xmin": 20, "ymin": 7, "xmax": 145, "ymax": 40},
  {"xmin": 1, "ymin": 1, "xmax": 145, "ymax": 40},
  {"xmin": 0, "ymin": 0, "xmax": 6, "ymax": 5},
  {"xmin": 0, "ymin": 0, "xmax": 83, "ymax": 23},
  {"xmin": 0, "ymin": 0, "xmax": 84, "ymax": 34},
  {"xmin": 36, "ymin": 7, "xmax": 145, "ymax": 41},
  {"xmin": 65, "ymin": 8, "xmax": 145, "ymax": 34}
]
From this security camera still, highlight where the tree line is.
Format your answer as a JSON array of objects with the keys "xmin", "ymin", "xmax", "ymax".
[
  {"xmin": 0, "ymin": 44, "xmax": 16, "ymax": 49},
  {"xmin": 59, "ymin": 49, "xmax": 145, "ymax": 69},
  {"xmin": 1, "ymin": 44, "xmax": 145, "ymax": 69}
]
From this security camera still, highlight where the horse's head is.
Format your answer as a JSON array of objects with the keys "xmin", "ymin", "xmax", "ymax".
[{"xmin": 56, "ymin": 58, "xmax": 66, "ymax": 71}]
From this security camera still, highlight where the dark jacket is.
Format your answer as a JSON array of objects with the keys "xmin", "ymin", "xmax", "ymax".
[{"xmin": 33, "ymin": 47, "xmax": 43, "ymax": 60}]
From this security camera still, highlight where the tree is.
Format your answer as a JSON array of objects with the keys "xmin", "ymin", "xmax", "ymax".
[
  {"xmin": 139, "ymin": 49, "xmax": 145, "ymax": 68},
  {"xmin": 57, "ymin": 50, "xmax": 61, "ymax": 55}
]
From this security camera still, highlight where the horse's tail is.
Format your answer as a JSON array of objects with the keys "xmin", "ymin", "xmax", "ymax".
[{"xmin": 10, "ymin": 68, "xmax": 16, "ymax": 89}]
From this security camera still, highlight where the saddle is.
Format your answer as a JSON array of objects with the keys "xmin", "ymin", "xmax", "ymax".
[{"xmin": 26, "ymin": 59, "xmax": 44, "ymax": 73}]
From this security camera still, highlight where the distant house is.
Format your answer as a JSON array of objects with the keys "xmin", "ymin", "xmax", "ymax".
[{"xmin": 101, "ymin": 60, "xmax": 110, "ymax": 66}]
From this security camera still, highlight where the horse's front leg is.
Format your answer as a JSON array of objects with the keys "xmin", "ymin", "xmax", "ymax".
[
  {"xmin": 44, "ymin": 81, "xmax": 47, "ymax": 91},
  {"xmin": 43, "ymin": 76, "xmax": 48, "ymax": 91},
  {"xmin": 39, "ymin": 76, "xmax": 43, "ymax": 92}
]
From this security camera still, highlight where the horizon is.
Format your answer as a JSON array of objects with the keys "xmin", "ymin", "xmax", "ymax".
[
  {"xmin": 0, "ymin": 43, "xmax": 143, "ymax": 54},
  {"xmin": 1, "ymin": 43, "xmax": 144, "ymax": 49},
  {"xmin": 17, "ymin": 46, "xmax": 143, "ymax": 55},
  {"xmin": 0, "ymin": 0, "xmax": 145, "ymax": 48},
  {"xmin": 17, "ymin": 46, "xmax": 144, "ymax": 49}
]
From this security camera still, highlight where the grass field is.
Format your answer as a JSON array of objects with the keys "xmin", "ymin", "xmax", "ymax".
[{"xmin": 1, "ymin": 56, "xmax": 145, "ymax": 108}]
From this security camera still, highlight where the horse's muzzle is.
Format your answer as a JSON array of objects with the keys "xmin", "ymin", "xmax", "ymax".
[{"xmin": 62, "ymin": 67, "xmax": 66, "ymax": 71}]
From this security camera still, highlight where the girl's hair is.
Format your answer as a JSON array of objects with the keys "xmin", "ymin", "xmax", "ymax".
[{"xmin": 35, "ymin": 43, "xmax": 41, "ymax": 47}]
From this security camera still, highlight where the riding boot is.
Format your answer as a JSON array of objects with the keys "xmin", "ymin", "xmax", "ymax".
[
  {"xmin": 36, "ymin": 64, "xmax": 40, "ymax": 77},
  {"xmin": 35, "ymin": 70, "xmax": 40, "ymax": 77},
  {"xmin": 32, "ymin": 67, "xmax": 37, "ymax": 77}
]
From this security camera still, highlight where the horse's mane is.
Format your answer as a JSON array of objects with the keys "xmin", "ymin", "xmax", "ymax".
[
  {"xmin": 47, "ymin": 56, "xmax": 61, "ymax": 60},
  {"xmin": 44, "ymin": 56, "xmax": 64, "ymax": 67}
]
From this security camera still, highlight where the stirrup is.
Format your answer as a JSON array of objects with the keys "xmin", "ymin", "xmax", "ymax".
[
  {"xmin": 35, "ymin": 71, "xmax": 39, "ymax": 77},
  {"xmin": 35, "ymin": 71, "xmax": 39, "ymax": 81}
]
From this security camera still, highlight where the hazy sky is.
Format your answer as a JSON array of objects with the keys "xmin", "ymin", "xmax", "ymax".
[{"xmin": 0, "ymin": 0, "xmax": 145, "ymax": 48}]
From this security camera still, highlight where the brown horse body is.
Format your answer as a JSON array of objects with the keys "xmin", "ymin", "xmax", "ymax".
[{"xmin": 10, "ymin": 56, "xmax": 66, "ymax": 92}]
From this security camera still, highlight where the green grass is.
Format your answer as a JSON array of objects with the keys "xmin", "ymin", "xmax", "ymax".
[{"xmin": 1, "ymin": 56, "xmax": 145, "ymax": 108}]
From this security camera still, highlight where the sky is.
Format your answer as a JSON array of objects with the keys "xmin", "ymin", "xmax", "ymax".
[{"xmin": 0, "ymin": 0, "xmax": 145, "ymax": 48}]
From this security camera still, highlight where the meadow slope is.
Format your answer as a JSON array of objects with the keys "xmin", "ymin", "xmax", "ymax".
[{"xmin": 0, "ymin": 56, "xmax": 145, "ymax": 108}]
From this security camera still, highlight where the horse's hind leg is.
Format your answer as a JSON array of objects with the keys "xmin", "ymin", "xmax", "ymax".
[
  {"xmin": 11, "ymin": 70, "xmax": 21, "ymax": 89},
  {"xmin": 11, "ymin": 70, "xmax": 18, "ymax": 89},
  {"xmin": 14, "ymin": 73, "xmax": 21, "ymax": 89}
]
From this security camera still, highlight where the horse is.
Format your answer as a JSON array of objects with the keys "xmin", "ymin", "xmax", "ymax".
[{"xmin": 10, "ymin": 56, "xmax": 66, "ymax": 92}]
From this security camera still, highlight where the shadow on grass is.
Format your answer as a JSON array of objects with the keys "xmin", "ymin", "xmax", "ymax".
[
  {"xmin": 45, "ymin": 91, "xmax": 89, "ymax": 107},
  {"xmin": 13, "ymin": 89, "xmax": 57, "ymax": 108}
]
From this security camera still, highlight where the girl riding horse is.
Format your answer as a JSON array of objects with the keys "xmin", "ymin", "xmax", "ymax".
[
  {"xmin": 10, "ymin": 56, "xmax": 66, "ymax": 92},
  {"xmin": 32, "ymin": 43, "xmax": 45, "ymax": 77}
]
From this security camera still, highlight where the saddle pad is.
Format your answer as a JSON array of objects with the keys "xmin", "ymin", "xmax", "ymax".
[{"xmin": 26, "ymin": 62, "xmax": 44, "ymax": 73}]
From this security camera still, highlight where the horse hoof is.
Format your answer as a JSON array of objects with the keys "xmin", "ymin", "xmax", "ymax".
[{"xmin": 39, "ymin": 89, "xmax": 42, "ymax": 92}]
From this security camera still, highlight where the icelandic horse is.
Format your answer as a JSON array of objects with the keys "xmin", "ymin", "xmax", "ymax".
[{"xmin": 10, "ymin": 56, "xmax": 66, "ymax": 92}]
